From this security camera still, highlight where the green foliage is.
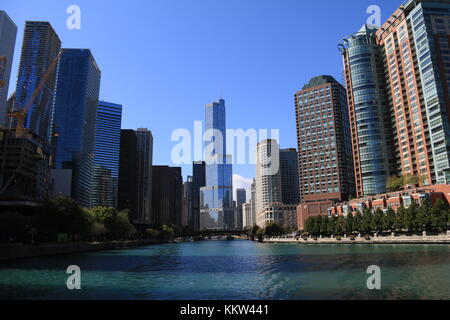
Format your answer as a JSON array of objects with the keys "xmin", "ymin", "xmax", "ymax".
[
  {"xmin": 161, "ymin": 225, "xmax": 175, "ymax": 239},
  {"xmin": 387, "ymin": 174, "xmax": 423, "ymax": 192},
  {"xmin": 88, "ymin": 207, "xmax": 136, "ymax": 240},
  {"xmin": 346, "ymin": 212, "xmax": 354, "ymax": 235},
  {"xmin": 382, "ymin": 208, "xmax": 395, "ymax": 232},
  {"xmin": 372, "ymin": 209, "xmax": 384, "ymax": 233},
  {"xmin": 264, "ymin": 223, "xmax": 285, "ymax": 236},
  {"xmin": 36, "ymin": 197, "xmax": 91, "ymax": 240},
  {"xmin": 303, "ymin": 199, "xmax": 449, "ymax": 236},
  {"xmin": 361, "ymin": 209, "xmax": 373, "ymax": 234},
  {"xmin": 145, "ymin": 228, "xmax": 160, "ymax": 239}
]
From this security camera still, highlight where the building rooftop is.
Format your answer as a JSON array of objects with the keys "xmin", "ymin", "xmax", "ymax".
[{"xmin": 302, "ymin": 75, "xmax": 338, "ymax": 90}]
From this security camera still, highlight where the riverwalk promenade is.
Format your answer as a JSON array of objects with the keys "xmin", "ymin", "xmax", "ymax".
[{"xmin": 264, "ymin": 232, "xmax": 450, "ymax": 245}]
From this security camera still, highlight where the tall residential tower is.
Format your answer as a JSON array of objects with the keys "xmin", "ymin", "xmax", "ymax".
[{"xmin": 0, "ymin": 11, "xmax": 17, "ymax": 126}]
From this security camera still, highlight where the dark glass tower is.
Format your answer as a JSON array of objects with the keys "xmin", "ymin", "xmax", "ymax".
[
  {"xmin": 152, "ymin": 166, "xmax": 183, "ymax": 226},
  {"xmin": 12, "ymin": 21, "xmax": 61, "ymax": 143},
  {"xmin": 200, "ymin": 99, "xmax": 234, "ymax": 230},
  {"xmin": 235, "ymin": 188, "xmax": 246, "ymax": 230},
  {"xmin": 118, "ymin": 129, "xmax": 138, "ymax": 219},
  {"xmin": 118, "ymin": 128, "xmax": 153, "ymax": 225},
  {"xmin": 191, "ymin": 161, "xmax": 206, "ymax": 231},
  {"xmin": 52, "ymin": 49, "xmax": 100, "ymax": 208},
  {"xmin": 92, "ymin": 101, "xmax": 122, "ymax": 208},
  {"xmin": 136, "ymin": 128, "xmax": 153, "ymax": 224},
  {"xmin": 279, "ymin": 148, "xmax": 300, "ymax": 205}
]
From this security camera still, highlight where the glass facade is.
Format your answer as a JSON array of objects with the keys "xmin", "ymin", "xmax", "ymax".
[
  {"xmin": 279, "ymin": 148, "xmax": 300, "ymax": 205},
  {"xmin": 92, "ymin": 101, "xmax": 122, "ymax": 208},
  {"xmin": 340, "ymin": 25, "xmax": 394, "ymax": 197},
  {"xmin": 200, "ymin": 99, "xmax": 234, "ymax": 230},
  {"xmin": 52, "ymin": 49, "xmax": 101, "ymax": 208},
  {"xmin": 0, "ymin": 11, "xmax": 17, "ymax": 127},
  {"xmin": 409, "ymin": 1, "xmax": 450, "ymax": 184},
  {"xmin": 12, "ymin": 21, "xmax": 61, "ymax": 144}
]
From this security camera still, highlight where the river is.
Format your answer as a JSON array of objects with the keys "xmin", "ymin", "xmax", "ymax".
[{"xmin": 0, "ymin": 240, "xmax": 449, "ymax": 300}]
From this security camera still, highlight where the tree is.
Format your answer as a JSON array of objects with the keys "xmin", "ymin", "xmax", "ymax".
[
  {"xmin": 361, "ymin": 209, "xmax": 373, "ymax": 234},
  {"xmin": 346, "ymin": 212, "xmax": 354, "ymax": 235},
  {"xmin": 353, "ymin": 212, "xmax": 362, "ymax": 234},
  {"xmin": 265, "ymin": 223, "xmax": 285, "ymax": 237},
  {"xmin": 251, "ymin": 225, "xmax": 261, "ymax": 236},
  {"xmin": 416, "ymin": 200, "xmax": 432, "ymax": 232},
  {"xmin": 110, "ymin": 210, "xmax": 137, "ymax": 240},
  {"xmin": 430, "ymin": 199, "xmax": 449, "ymax": 233},
  {"xmin": 404, "ymin": 201, "xmax": 419, "ymax": 232},
  {"xmin": 387, "ymin": 176, "xmax": 404, "ymax": 192},
  {"xmin": 36, "ymin": 197, "xmax": 91, "ymax": 241},
  {"xmin": 90, "ymin": 223, "xmax": 107, "ymax": 241},
  {"xmin": 161, "ymin": 225, "xmax": 175, "ymax": 240},
  {"xmin": 335, "ymin": 216, "xmax": 346, "ymax": 235},
  {"xmin": 320, "ymin": 216, "xmax": 331, "ymax": 237},
  {"xmin": 372, "ymin": 209, "xmax": 384, "ymax": 233},
  {"xmin": 146, "ymin": 228, "xmax": 160, "ymax": 239},
  {"xmin": 382, "ymin": 207, "xmax": 395, "ymax": 232}
]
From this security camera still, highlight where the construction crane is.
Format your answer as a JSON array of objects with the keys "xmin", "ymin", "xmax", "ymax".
[
  {"xmin": 0, "ymin": 56, "xmax": 6, "ymax": 88},
  {"xmin": 9, "ymin": 50, "xmax": 63, "ymax": 137}
]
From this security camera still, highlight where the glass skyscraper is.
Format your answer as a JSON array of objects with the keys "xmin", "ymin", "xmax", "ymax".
[
  {"xmin": 0, "ymin": 11, "xmax": 17, "ymax": 127},
  {"xmin": 12, "ymin": 21, "xmax": 61, "ymax": 144},
  {"xmin": 200, "ymin": 99, "xmax": 234, "ymax": 230},
  {"xmin": 92, "ymin": 101, "xmax": 122, "ymax": 208},
  {"xmin": 340, "ymin": 25, "xmax": 395, "ymax": 197},
  {"xmin": 52, "ymin": 49, "xmax": 101, "ymax": 208}
]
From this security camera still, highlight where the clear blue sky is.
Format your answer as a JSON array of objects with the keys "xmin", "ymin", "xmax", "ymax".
[{"xmin": 4, "ymin": 0, "xmax": 401, "ymax": 186}]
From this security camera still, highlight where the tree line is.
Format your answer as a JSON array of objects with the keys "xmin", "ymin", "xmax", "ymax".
[
  {"xmin": 304, "ymin": 199, "xmax": 449, "ymax": 236},
  {"xmin": 0, "ymin": 196, "xmax": 190, "ymax": 243}
]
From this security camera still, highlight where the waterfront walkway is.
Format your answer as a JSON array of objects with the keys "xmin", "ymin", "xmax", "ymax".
[{"xmin": 264, "ymin": 233, "xmax": 450, "ymax": 245}]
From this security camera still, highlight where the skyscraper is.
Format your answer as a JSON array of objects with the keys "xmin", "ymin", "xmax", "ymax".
[
  {"xmin": 340, "ymin": 26, "xmax": 395, "ymax": 197},
  {"xmin": 12, "ymin": 21, "xmax": 61, "ymax": 143},
  {"xmin": 200, "ymin": 99, "xmax": 234, "ymax": 230},
  {"xmin": 152, "ymin": 166, "xmax": 183, "ymax": 226},
  {"xmin": 340, "ymin": 0, "xmax": 450, "ymax": 192},
  {"xmin": 235, "ymin": 188, "xmax": 246, "ymax": 230},
  {"xmin": 377, "ymin": 0, "xmax": 450, "ymax": 185},
  {"xmin": 295, "ymin": 76, "xmax": 355, "ymax": 202},
  {"xmin": 118, "ymin": 129, "xmax": 138, "ymax": 220},
  {"xmin": 92, "ymin": 101, "xmax": 122, "ymax": 208},
  {"xmin": 279, "ymin": 148, "xmax": 300, "ymax": 205},
  {"xmin": 191, "ymin": 161, "xmax": 206, "ymax": 231},
  {"xmin": 51, "ymin": 49, "xmax": 101, "ymax": 208},
  {"xmin": 182, "ymin": 176, "xmax": 193, "ymax": 227},
  {"xmin": 255, "ymin": 139, "xmax": 282, "ymax": 228},
  {"xmin": 0, "ymin": 11, "xmax": 17, "ymax": 126},
  {"xmin": 136, "ymin": 128, "xmax": 153, "ymax": 224},
  {"xmin": 118, "ymin": 128, "xmax": 153, "ymax": 225}
]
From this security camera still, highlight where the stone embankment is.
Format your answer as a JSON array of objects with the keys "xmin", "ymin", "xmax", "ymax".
[{"xmin": 264, "ymin": 233, "xmax": 450, "ymax": 245}]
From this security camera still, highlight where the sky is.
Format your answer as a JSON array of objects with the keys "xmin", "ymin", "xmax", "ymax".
[{"xmin": 2, "ymin": 0, "xmax": 401, "ymax": 200}]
